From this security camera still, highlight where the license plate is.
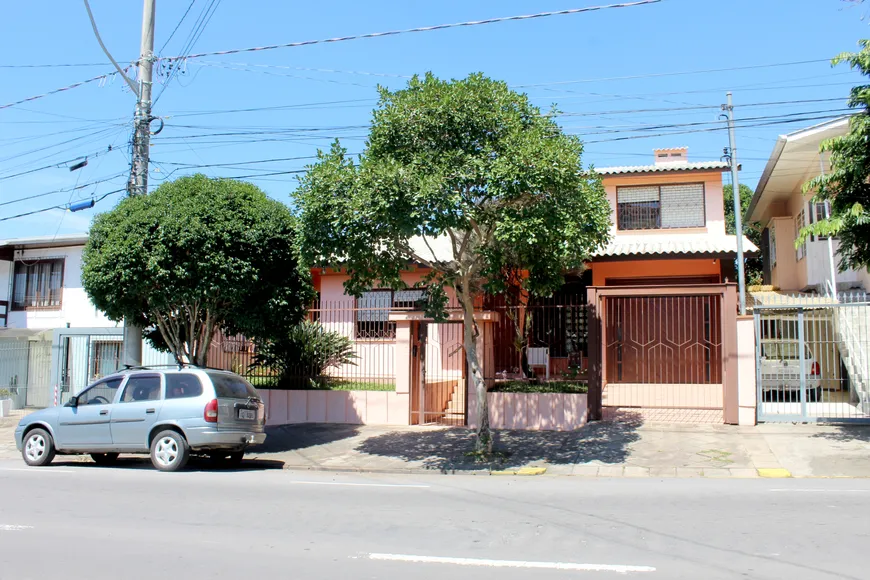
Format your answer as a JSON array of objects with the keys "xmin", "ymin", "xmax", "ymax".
[{"xmin": 238, "ymin": 409, "xmax": 256, "ymax": 420}]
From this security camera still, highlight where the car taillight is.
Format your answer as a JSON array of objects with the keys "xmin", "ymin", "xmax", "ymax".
[
  {"xmin": 811, "ymin": 362, "xmax": 821, "ymax": 376},
  {"xmin": 204, "ymin": 399, "xmax": 219, "ymax": 423}
]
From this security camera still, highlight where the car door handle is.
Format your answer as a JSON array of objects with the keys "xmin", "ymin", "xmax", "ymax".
[
  {"xmin": 99, "ymin": 410, "xmax": 108, "ymax": 415},
  {"xmin": 146, "ymin": 408, "xmax": 156, "ymax": 414}
]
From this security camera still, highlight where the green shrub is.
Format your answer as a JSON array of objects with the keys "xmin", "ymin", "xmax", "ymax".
[
  {"xmin": 490, "ymin": 380, "xmax": 588, "ymax": 394},
  {"xmin": 249, "ymin": 321, "xmax": 358, "ymax": 388},
  {"xmin": 0, "ymin": 388, "xmax": 11, "ymax": 399}
]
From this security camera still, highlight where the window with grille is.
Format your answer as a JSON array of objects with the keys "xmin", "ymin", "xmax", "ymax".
[
  {"xmin": 90, "ymin": 340, "xmax": 122, "ymax": 380},
  {"xmin": 808, "ymin": 201, "xmax": 832, "ymax": 241},
  {"xmin": 355, "ymin": 288, "xmax": 427, "ymax": 339},
  {"xmin": 356, "ymin": 290, "xmax": 396, "ymax": 339},
  {"xmin": 795, "ymin": 209, "xmax": 807, "ymax": 261},
  {"xmin": 769, "ymin": 223, "xmax": 777, "ymax": 266},
  {"xmin": 616, "ymin": 184, "xmax": 705, "ymax": 230},
  {"xmin": 12, "ymin": 259, "xmax": 64, "ymax": 310}
]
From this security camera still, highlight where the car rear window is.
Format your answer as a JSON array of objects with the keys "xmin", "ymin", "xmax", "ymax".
[
  {"xmin": 165, "ymin": 373, "xmax": 204, "ymax": 399},
  {"xmin": 762, "ymin": 343, "xmax": 812, "ymax": 360},
  {"xmin": 207, "ymin": 372, "xmax": 259, "ymax": 399}
]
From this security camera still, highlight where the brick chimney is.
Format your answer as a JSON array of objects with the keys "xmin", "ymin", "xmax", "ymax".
[{"xmin": 653, "ymin": 147, "xmax": 688, "ymax": 166}]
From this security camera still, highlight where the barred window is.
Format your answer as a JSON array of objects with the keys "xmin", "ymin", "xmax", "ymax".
[
  {"xmin": 356, "ymin": 290, "xmax": 396, "ymax": 339},
  {"xmin": 808, "ymin": 201, "xmax": 832, "ymax": 241},
  {"xmin": 795, "ymin": 209, "xmax": 806, "ymax": 261},
  {"xmin": 12, "ymin": 259, "xmax": 63, "ymax": 310},
  {"xmin": 769, "ymin": 223, "xmax": 777, "ymax": 266},
  {"xmin": 617, "ymin": 184, "xmax": 705, "ymax": 230},
  {"xmin": 355, "ymin": 289, "xmax": 428, "ymax": 339}
]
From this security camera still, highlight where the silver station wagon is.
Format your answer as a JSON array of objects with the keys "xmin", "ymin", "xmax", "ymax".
[{"xmin": 14, "ymin": 367, "xmax": 266, "ymax": 472}]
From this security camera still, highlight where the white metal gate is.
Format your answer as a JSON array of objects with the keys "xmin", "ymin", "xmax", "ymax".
[{"xmin": 755, "ymin": 295, "xmax": 870, "ymax": 423}]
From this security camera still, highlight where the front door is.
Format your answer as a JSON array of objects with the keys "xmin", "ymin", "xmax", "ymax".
[
  {"xmin": 55, "ymin": 377, "xmax": 122, "ymax": 449},
  {"xmin": 111, "ymin": 374, "xmax": 163, "ymax": 450}
]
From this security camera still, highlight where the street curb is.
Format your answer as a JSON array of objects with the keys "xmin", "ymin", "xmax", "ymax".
[
  {"xmin": 757, "ymin": 468, "xmax": 792, "ymax": 478},
  {"xmin": 491, "ymin": 467, "xmax": 547, "ymax": 476},
  {"xmin": 277, "ymin": 463, "xmax": 547, "ymax": 476}
]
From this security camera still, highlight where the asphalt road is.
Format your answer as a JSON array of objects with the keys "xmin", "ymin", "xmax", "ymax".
[{"xmin": 0, "ymin": 457, "xmax": 868, "ymax": 580}]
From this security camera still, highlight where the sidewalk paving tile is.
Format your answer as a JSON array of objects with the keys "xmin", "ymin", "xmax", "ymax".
[
  {"xmin": 701, "ymin": 468, "xmax": 732, "ymax": 478},
  {"xmin": 675, "ymin": 467, "xmax": 704, "ymax": 478}
]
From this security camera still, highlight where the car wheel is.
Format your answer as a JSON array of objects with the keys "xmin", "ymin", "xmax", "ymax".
[
  {"xmin": 22, "ymin": 428, "xmax": 56, "ymax": 467},
  {"xmin": 90, "ymin": 453, "xmax": 120, "ymax": 466},
  {"xmin": 150, "ymin": 430, "xmax": 190, "ymax": 472}
]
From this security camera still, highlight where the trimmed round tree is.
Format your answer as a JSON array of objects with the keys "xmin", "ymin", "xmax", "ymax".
[
  {"xmin": 82, "ymin": 174, "xmax": 313, "ymax": 366},
  {"xmin": 294, "ymin": 73, "xmax": 611, "ymax": 452}
]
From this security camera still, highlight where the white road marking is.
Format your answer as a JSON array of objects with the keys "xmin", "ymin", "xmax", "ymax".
[
  {"xmin": 289, "ymin": 481, "xmax": 430, "ymax": 489},
  {"xmin": 0, "ymin": 468, "xmax": 75, "ymax": 474},
  {"xmin": 769, "ymin": 489, "xmax": 870, "ymax": 493},
  {"xmin": 367, "ymin": 553, "xmax": 656, "ymax": 573},
  {"xmin": 0, "ymin": 525, "xmax": 33, "ymax": 531}
]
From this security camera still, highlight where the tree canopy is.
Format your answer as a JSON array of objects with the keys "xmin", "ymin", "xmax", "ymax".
[
  {"xmin": 294, "ymin": 73, "xmax": 611, "ymax": 450},
  {"xmin": 799, "ymin": 40, "xmax": 870, "ymax": 272},
  {"xmin": 83, "ymin": 174, "xmax": 313, "ymax": 366},
  {"xmin": 724, "ymin": 183, "xmax": 763, "ymax": 286}
]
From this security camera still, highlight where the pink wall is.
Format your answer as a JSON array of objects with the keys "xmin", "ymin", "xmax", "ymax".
[
  {"xmin": 467, "ymin": 393, "xmax": 588, "ymax": 431},
  {"xmin": 316, "ymin": 273, "xmax": 463, "ymax": 383},
  {"xmin": 736, "ymin": 316, "xmax": 757, "ymax": 426},
  {"xmin": 261, "ymin": 389, "xmax": 410, "ymax": 426}
]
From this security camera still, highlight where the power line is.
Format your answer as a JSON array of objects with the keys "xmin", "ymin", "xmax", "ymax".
[
  {"xmin": 0, "ymin": 172, "xmax": 127, "ymax": 208},
  {"xmin": 0, "ymin": 68, "xmax": 131, "ymax": 111},
  {"xmin": 160, "ymin": 1, "xmax": 661, "ymax": 63},
  {"xmin": 0, "ymin": 188, "xmax": 125, "ymax": 222},
  {"xmin": 154, "ymin": 0, "xmax": 222, "ymax": 105},
  {"xmin": 159, "ymin": 0, "xmax": 198, "ymax": 54},
  {"xmin": 0, "ymin": 145, "xmax": 118, "ymax": 181},
  {"xmin": 0, "ymin": 62, "xmax": 111, "ymax": 68},
  {"xmin": 513, "ymin": 58, "xmax": 836, "ymax": 88}
]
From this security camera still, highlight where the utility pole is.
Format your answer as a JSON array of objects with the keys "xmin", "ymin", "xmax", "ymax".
[
  {"xmin": 84, "ymin": 0, "xmax": 155, "ymax": 365},
  {"xmin": 723, "ymin": 91, "xmax": 747, "ymax": 315},
  {"xmin": 819, "ymin": 155, "xmax": 839, "ymax": 298},
  {"xmin": 121, "ymin": 0, "xmax": 156, "ymax": 367}
]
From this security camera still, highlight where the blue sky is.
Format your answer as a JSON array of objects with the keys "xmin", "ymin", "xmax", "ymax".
[{"xmin": 0, "ymin": 0, "xmax": 867, "ymax": 239}]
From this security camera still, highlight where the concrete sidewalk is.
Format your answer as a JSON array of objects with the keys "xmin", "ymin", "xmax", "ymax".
[
  {"xmin": 3, "ymin": 410, "xmax": 870, "ymax": 478},
  {"xmin": 247, "ymin": 419, "xmax": 870, "ymax": 478}
]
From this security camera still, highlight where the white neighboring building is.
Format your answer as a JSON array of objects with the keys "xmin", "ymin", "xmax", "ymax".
[
  {"xmin": 0, "ymin": 234, "xmax": 113, "ymax": 330},
  {"xmin": 0, "ymin": 235, "xmax": 170, "ymax": 408}
]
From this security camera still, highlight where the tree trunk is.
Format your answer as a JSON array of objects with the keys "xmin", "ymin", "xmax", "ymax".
[{"xmin": 457, "ymin": 285, "xmax": 491, "ymax": 454}]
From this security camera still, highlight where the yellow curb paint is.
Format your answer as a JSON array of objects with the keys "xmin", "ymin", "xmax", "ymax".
[
  {"xmin": 492, "ymin": 467, "xmax": 547, "ymax": 476},
  {"xmin": 757, "ymin": 468, "xmax": 792, "ymax": 478}
]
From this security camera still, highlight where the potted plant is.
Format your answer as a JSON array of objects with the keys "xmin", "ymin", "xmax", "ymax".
[{"xmin": 0, "ymin": 388, "xmax": 12, "ymax": 418}]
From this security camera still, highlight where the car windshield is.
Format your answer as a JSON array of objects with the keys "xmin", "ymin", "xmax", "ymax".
[
  {"xmin": 207, "ymin": 372, "xmax": 259, "ymax": 399},
  {"xmin": 762, "ymin": 342, "xmax": 812, "ymax": 360}
]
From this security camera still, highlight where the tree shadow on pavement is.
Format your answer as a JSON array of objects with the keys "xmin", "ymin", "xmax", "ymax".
[
  {"xmin": 356, "ymin": 418, "xmax": 643, "ymax": 473},
  {"xmin": 809, "ymin": 424, "xmax": 870, "ymax": 443},
  {"xmin": 255, "ymin": 423, "xmax": 361, "ymax": 453}
]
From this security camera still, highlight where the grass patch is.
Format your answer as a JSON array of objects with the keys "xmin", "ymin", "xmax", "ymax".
[
  {"xmin": 490, "ymin": 380, "xmax": 588, "ymax": 394},
  {"xmin": 247, "ymin": 376, "xmax": 395, "ymax": 392}
]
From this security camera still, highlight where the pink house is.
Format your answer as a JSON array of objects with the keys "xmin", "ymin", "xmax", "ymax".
[{"xmin": 257, "ymin": 147, "xmax": 760, "ymax": 429}]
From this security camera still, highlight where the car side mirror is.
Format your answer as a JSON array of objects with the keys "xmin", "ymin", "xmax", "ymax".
[{"xmin": 67, "ymin": 396, "xmax": 78, "ymax": 408}]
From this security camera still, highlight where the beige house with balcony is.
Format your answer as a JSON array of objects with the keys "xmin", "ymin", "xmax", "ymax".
[{"xmin": 746, "ymin": 116, "xmax": 870, "ymax": 294}]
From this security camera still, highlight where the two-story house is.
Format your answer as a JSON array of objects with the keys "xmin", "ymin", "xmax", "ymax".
[
  {"xmin": 310, "ymin": 147, "xmax": 758, "ymax": 426},
  {"xmin": 745, "ymin": 117, "xmax": 870, "ymax": 422},
  {"xmin": 746, "ymin": 117, "xmax": 870, "ymax": 294},
  {"xmin": 0, "ymin": 235, "xmax": 169, "ymax": 410}
]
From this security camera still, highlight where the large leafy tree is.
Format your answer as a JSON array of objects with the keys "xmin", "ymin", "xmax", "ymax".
[
  {"xmin": 799, "ymin": 40, "xmax": 870, "ymax": 271},
  {"xmin": 724, "ymin": 183, "xmax": 763, "ymax": 286},
  {"xmin": 294, "ymin": 73, "xmax": 611, "ymax": 451},
  {"xmin": 83, "ymin": 174, "xmax": 313, "ymax": 366}
]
